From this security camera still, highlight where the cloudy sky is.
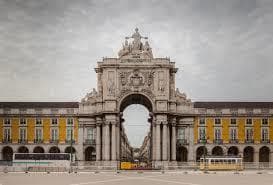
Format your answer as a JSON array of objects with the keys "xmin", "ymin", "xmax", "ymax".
[{"xmin": 1, "ymin": 0, "xmax": 273, "ymax": 146}]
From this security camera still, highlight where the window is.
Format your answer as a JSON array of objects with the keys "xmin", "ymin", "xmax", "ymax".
[
  {"xmin": 215, "ymin": 118, "xmax": 221, "ymax": 125},
  {"xmin": 246, "ymin": 118, "xmax": 252, "ymax": 125},
  {"xmin": 246, "ymin": 128, "xmax": 253, "ymax": 141},
  {"xmin": 4, "ymin": 118, "xmax": 11, "ymax": 125},
  {"xmin": 35, "ymin": 128, "xmax": 43, "ymax": 141},
  {"xmin": 66, "ymin": 127, "xmax": 74, "ymax": 140},
  {"xmin": 87, "ymin": 128, "xmax": 96, "ymax": 140},
  {"xmin": 36, "ymin": 118, "xmax": 42, "ymax": 125},
  {"xmin": 214, "ymin": 128, "xmax": 221, "ymax": 140},
  {"xmin": 51, "ymin": 128, "xmax": 58, "ymax": 141},
  {"xmin": 4, "ymin": 128, "xmax": 11, "ymax": 141},
  {"xmin": 67, "ymin": 118, "xmax": 74, "ymax": 125},
  {"xmin": 261, "ymin": 128, "xmax": 269, "ymax": 141},
  {"xmin": 51, "ymin": 118, "xmax": 58, "ymax": 125},
  {"xmin": 20, "ymin": 118, "xmax": 27, "ymax": 125},
  {"xmin": 230, "ymin": 128, "xmax": 237, "ymax": 140},
  {"xmin": 230, "ymin": 118, "xmax": 237, "ymax": 125},
  {"xmin": 199, "ymin": 118, "xmax": 205, "ymax": 125},
  {"xmin": 262, "ymin": 118, "xmax": 268, "ymax": 125},
  {"xmin": 19, "ymin": 128, "xmax": 27, "ymax": 141},
  {"xmin": 177, "ymin": 127, "xmax": 185, "ymax": 140},
  {"xmin": 198, "ymin": 127, "xmax": 206, "ymax": 140}
]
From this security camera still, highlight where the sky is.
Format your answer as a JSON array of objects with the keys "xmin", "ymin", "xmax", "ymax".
[{"xmin": 0, "ymin": 0, "xmax": 273, "ymax": 146}]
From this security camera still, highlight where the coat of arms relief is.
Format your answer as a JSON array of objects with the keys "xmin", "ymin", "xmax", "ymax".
[{"xmin": 118, "ymin": 69, "xmax": 155, "ymax": 99}]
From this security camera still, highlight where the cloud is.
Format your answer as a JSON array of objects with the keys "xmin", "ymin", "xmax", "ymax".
[{"xmin": 1, "ymin": 0, "xmax": 273, "ymax": 145}]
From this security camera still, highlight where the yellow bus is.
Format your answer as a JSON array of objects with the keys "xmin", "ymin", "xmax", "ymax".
[{"xmin": 199, "ymin": 156, "xmax": 243, "ymax": 171}]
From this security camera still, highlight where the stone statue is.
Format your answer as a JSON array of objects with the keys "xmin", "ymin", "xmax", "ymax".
[
  {"xmin": 141, "ymin": 41, "xmax": 153, "ymax": 58},
  {"xmin": 126, "ymin": 28, "xmax": 147, "ymax": 51},
  {"xmin": 118, "ymin": 28, "xmax": 153, "ymax": 59}
]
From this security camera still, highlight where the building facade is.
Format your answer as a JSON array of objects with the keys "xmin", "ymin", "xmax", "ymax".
[{"xmin": 0, "ymin": 29, "xmax": 273, "ymax": 168}]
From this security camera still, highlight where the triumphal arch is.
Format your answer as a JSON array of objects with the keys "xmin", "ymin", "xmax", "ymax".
[{"xmin": 79, "ymin": 28, "xmax": 195, "ymax": 168}]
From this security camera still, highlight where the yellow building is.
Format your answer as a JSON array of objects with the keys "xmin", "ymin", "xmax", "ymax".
[
  {"xmin": 192, "ymin": 102, "xmax": 273, "ymax": 163},
  {"xmin": 0, "ymin": 102, "xmax": 79, "ymax": 161}
]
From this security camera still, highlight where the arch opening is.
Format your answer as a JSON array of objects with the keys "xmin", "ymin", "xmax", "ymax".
[
  {"xmin": 212, "ymin": 146, "xmax": 223, "ymax": 156},
  {"xmin": 65, "ymin": 146, "xmax": 76, "ymax": 154},
  {"xmin": 33, "ymin": 146, "xmax": 45, "ymax": 153},
  {"xmin": 2, "ymin": 146, "xmax": 13, "ymax": 161},
  {"xmin": 227, "ymin": 146, "xmax": 239, "ymax": 156},
  {"xmin": 119, "ymin": 94, "xmax": 153, "ymax": 165},
  {"xmin": 176, "ymin": 146, "xmax": 188, "ymax": 162},
  {"xmin": 259, "ymin": 146, "xmax": 270, "ymax": 163},
  {"xmin": 85, "ymin": 146, "xmax": 96, "ymax": 161},
  {"xmin": 18, "ymin": 146, "xmax": 29, "ymax": 153},
  {"xmin": 196, "ymin": 146, "xmax": 207, "ymax": 162},
  {"xmin": 243, "ymin": 146, "xmax": 254, "ymax": 162},
  {"xmin": 49, "ymin": 146, "xmax": 60, "ymax": 153}
]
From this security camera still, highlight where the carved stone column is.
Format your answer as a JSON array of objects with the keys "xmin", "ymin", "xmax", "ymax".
[
  {"xmin": 116, "ymin": 122, "xmax": 120, "ymax": 161},
  {"xmin": 162, "ymin": 121, "xmax": 168, "ymax": 161},
  {"xmin": 104, "ymin": 122, "xmax": 110, "ymax": 161},
  {"xmin": 171, "ymin": 119, "xmax": 177, "ymax": 161},
  {"xmin": 156, "ymin": 121, "xmax": 161, "ymax": 161},
  {"xmin": 96, "ymin": 123, "xmax": 101, "ymax": 161},
  {"xmin": 152, "ymin": 120, "xmax": 156, "ymax": 161},
  {"xmin": 111, "ymin": 122, "xmax": 117, "ymax": 161},
  {"xmin": 188, "ymin": 124, "xmax": 195, "ymax": 162}
]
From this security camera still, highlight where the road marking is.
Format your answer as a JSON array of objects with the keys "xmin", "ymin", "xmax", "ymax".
[
  {"xmin": 141, "ymin": 177, "xmax": 202, "ymax": 185},
  {"xmin": 70, "ymin": 177, "xmax": 136, "ymax": 185},
  {"xmin": 69, "ymin": 175, "xmax": 169, "ymax": 185}
]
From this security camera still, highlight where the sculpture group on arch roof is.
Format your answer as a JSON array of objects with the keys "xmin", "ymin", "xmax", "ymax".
[{"xmin": 118, "ymin": 28, "xmax": 153, "ymax": 59}]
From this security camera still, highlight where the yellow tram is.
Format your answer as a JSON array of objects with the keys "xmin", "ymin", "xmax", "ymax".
[{"xmin": 199, "ymin": 156, "xmax": 243, "ymax": 171}]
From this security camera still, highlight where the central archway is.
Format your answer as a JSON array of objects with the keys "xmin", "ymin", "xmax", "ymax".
[{"xmin": 119, "ymin": 93, "xmax": 153, "ymax": 166}]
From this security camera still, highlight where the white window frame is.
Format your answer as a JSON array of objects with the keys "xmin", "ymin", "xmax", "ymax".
[
  {"xmin": 198, "ymin": 127, "xmax": 206, "ymax": 140},
  {"xmin": 35, "ymin": 127, "xmax": 43, "ymax": 141},
  {"xmin": 3, "ymin": 127, "xmax": 11, "ymax": 140},
  {"xmin": 246, "ymin": 118, "xmax": 253, "ymax": 125},
  {"xmin": 35, "ymin": 118, "xmax": 43, "ymax": 126},
  {"xmin": 51, "ymin": 118, "xmax": 59, "ymax": 125},
  {"xmin": 4, "ymin": 118, "xmax": 11, "ymax": 126},
  {"xmin": 230, "ymin": 128, "xmax": 237, "ymax": 140},
  {"xmin": 50, "ymin": 127, "xmax": 59, "ymax": 141},
  {"xmin": 19, "ymin": 127, "xmax": 27, "ymax": 141},
  {"xmin": 177, "ymin": 127, "xmax": 186, "ymax": 140},
  {"xmin": 199, "ymin": 118, "xmax": 206, "ymax": 125},
  {"xmin": 20, "ymin": 118, "xmax": 27, "ymax": 126},
  {"xmin": 214, "ymin": 128, "xmax": 222, "ymax": 140},
  {"xmin": 214, "ymin": 118, "xmax": 221, "ymax": 125},
  {"xmin": 261, "ymin": 127, "xmax": 269, "ymax": 141},
  {"xmin": 245, "ymin": 128, "xmax": 253, "ymax": 140}
]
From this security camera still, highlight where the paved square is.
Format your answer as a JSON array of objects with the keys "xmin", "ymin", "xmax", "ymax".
[{"xmin": 0, "ymin": 172, "xmax": 273, "ymax": 185}]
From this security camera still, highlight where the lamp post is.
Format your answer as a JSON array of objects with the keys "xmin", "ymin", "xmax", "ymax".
[{"xmin": 203, "ymin": 136, "xmax": 209, "ymax": 172}]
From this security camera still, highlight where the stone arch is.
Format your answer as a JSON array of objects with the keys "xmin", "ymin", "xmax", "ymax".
[
  {"xmin": 243, "ymin": 146, "xmax": 254, "ymax": 162},
  {"xmin": 2, "ymin": 146, "xmax": 13, "ymax": 161},
  {"xmin": 259, "ymin": 146, "xmax": 270, "ymax": 163},
  {"xmin": 65, "ymin": 146, "xmax": 76, "ymax": 154},
  {"xmin": 49, "ymin": 146, "xmax": 60, "ymax": 153},
  {"xmin": 176, "ymin": 146, "xmax": 188, "ymax": 162},
  {"xmin": 196, "ymin": 146, "xmax": 207, "ymax": 161},
  {"xmin": 212, "ymin": 146, "xmax": 223, "ymax": 156},
  {"xmin": 33, "ymin": 146, "xmax": 45, "ymax": 153},
  {"xmin": 228, "ymin": 146, "xmax": 239, "ymax": 156},
  {"xmin": 85, "ymin": 146, "xmax": 96, "ymax": 161},
  {"xmin": 119, "ymin": 93, "xmax": 154, "ymax": 112},
  {"xmin": 17, "ymin": 146, "xmax": 29, "ymax": 153}
]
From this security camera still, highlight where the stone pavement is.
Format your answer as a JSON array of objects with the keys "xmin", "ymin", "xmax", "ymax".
[{"xmin": 0, "ymin": 171, "xmax": 273, "ymax": 185}]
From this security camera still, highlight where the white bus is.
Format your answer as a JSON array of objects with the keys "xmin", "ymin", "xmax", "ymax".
[{"xmin": 13, "ymin": 153, "xmax": 74, "ymax": 169}]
